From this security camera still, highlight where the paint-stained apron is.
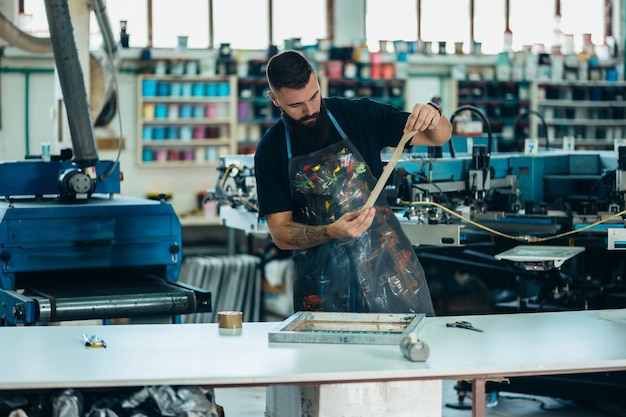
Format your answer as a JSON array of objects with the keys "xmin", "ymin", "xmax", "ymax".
[{"xmin": 286, "ymin": 111, "xmax": 435, "ymax": 315}]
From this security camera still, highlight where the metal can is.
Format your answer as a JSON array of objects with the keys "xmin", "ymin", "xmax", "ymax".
[{"xmin": 41, "ymin": 142, "xmax": 51, "ymax": 162}]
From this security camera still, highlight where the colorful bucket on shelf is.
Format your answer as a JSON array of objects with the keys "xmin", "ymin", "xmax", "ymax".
[
  {"xmin": 194, "ymin": 105, "xmax": 206, "ymax": 118},
  {"xmin": 193, "ymin": 126, "xmax": 206, "ymax": 139},
  {"xmin": 168, "ymin": 150, "xmax": 181, "ymax": 161},
  {"xmin": 155, "ymin": 104, "xmax": 168, "ymax": 119},
  {"xmin": 170, "ymin": 83, "xmax": 182, "ymax": 97},
  {"xmin": 153, "ymin": 127, "xmax": 166, "ymax": 140},
  {"xmin": 157, "ymin": 82, "xmax": 170, "ymax": 96},
  {"xmin": 168, "ymin": 104, "xmax": 179, "ymax": 120},
  {"xmin": 238, "ymin": 102, "xmax": 252, "ymax": 119},
  {"xmin": 181, "ymin": 83, "xmax": 193, "ymax": 97},
  {"xmin": 205, "ymin": 103, "xmax": 217, "ymax": 119},
  {"xmin": 186, "ymin": 61, "xmax": 198, "ymax": 75},
  {"xmin": 179, "ymin": 105, "xmax": 193, "ymax": 118},
  {"xmin": 218, "ymin": 83, "xmax": 230, "ymax": 96},
  {"xmin": 180, "ymin": 126, "xmax": 193, "ymax": 140},
  {"xmin": 142, "ymin": 127, "xmax": 153, "ymax": 140},
  {"xmin": 206, "ymin": 83, "xmax": 218, "ymax": 96},
  {"xmin": 182, "ymin": 149, "xmax": 194, "ymax": 161},
  {"xmin": 195, "ymin": 147, "xmax": 205, "ymax": 162},
  {"xmin": 167, "ymin": 127, "xmax": 179, "ymax": 139},
  {"xmin": 192, "ymin": 84, "xmax": 205, "ymax": 97},
  {"xmin": 142, "ymin": 79, "xmax": 157, "ymax": 97},
  {"xmin": 142, "ymin": 149, "xmax": 153, "ymax": 162},
  {"xmin": 143, "ymin": 104, "xmax": 155, "ymax": 121},
  {"xmin": 154, "ymin": 149, "xmax": 168, "ymax": 161},
  {"xmin": 206, "ymin": 147, "xmax": 218, "ymax": 162}
]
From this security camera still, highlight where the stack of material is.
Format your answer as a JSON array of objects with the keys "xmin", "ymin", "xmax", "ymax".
[{"xmin": 179, "ymin": 254, "xmax": 262, "ymax": 323}]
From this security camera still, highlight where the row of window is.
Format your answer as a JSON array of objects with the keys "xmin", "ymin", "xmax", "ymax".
[{"xmin": 21, "ymin": 0, "xmax": 607, "ymax": 55}]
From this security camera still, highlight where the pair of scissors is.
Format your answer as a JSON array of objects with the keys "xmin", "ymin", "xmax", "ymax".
[{"xmin": 446, "ymin": 320, "xmax": 483, "ymax": 332}]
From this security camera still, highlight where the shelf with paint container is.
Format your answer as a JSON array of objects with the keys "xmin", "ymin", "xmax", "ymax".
[
  {"xmin": 236, "ymin": 75, "xmax": 281, "ymax": 154},
  {"xmin": 531, "ymin": 80, "xmax": 626, "ymax": 150},
  {"xmin": 454, "ymin": 79, "xmax": 531, "ymax": 152},
  {"xmin": 234, "ymin": 70, "xmax": 407, "ymax": 154},
  {"xmin": 324, "ymin": 77, "xmax": 406, "ymax": 110},
  {"xmin": 137, "ymin": 74, "xmax": 238, "ymax": 166}
]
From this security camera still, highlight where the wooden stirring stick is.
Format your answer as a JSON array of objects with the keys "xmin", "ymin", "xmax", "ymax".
[{"xmin": 363, "ymin": 130, "xmax": 417, "ymax": 209}]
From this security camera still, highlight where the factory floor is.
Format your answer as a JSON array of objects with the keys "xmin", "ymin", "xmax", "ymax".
[{"xmin": 214, "ymin": 379, "xmax": 626, "ymax": 416}]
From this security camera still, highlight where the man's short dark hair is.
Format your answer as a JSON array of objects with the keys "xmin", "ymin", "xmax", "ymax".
[{"xmin": 266, "ymin": 50, "xmax": 315, "ymax": 92}]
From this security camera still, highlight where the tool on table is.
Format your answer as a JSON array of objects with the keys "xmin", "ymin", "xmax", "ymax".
[
  {"xmin": 82, "ymin": 334, "xmax": 107, "ymax": 348},
  {"xmin": 363, "ymin": 130, "xmax": 417, "ymax": 208},
  {"xmin": 399, "ymin": 332, "xmax": 430, "ymax": 362},
  {"xmin": 446, "ymin": 320, "xmax": 483, "ymax": 332}
]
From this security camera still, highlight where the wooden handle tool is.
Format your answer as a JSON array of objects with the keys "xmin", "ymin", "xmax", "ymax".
[{"xmin": 363, "ymin": 130, "xmax": 417, "ymax": 208}]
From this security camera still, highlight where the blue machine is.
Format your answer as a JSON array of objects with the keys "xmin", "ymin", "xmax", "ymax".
[
  {"xmin": 0, "ymin": 160, "xmax": 211, "ymax": 325},
  {"xmin": 387, "ymin": 145, "xmax": 626, "ymax": 245}
]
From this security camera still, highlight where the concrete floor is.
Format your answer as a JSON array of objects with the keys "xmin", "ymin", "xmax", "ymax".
[{"xmin": 214, "ymin": 379, "xmax": 626, "ymax": 417}]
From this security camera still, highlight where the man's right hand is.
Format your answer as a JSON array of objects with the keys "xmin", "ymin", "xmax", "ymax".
[
  {"xmin": 328, "ymin": 207, "xmax": 376, "ymax": 239},
  {"xmin": 265, "ymin": 207, "xmax": 376, "ymax": 250}
]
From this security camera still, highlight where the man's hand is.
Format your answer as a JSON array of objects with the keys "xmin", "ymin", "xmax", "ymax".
[
  {"xmin": 328, "ymin": 207, "xmax": 376, "ymax": 239},
  {"xmin": 265, "ymin": 208, "xmax": 376, "ymax": 250},
  {"xmin": 404, "ymin": 102, "xmax": 441, "ymax": 133},
  {"xmin": 404, "ymin": 103, "xmax": 453, "ymax": 147}
]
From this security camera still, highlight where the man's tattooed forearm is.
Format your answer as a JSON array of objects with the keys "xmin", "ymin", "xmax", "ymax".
[{"xmin": 287, "ymin": 223, "xmax": 331, "ymax": 248}]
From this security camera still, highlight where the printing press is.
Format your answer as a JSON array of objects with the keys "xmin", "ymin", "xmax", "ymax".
[
  {"xmin": 0, "ymin": 1, "xmax": 210, "ymax": 326},
  {"xmin": 0, "ymin": 158, "xmax": 212, "ymax": 326}
]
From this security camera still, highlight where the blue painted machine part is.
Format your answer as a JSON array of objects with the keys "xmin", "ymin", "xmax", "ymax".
[
  {"xmin": 394, "ymin": 150, "xmax": 618, "ymax": 206},
  {"xmin": 0, "ymin": 160, "xmax": 121, "ymax": 197},
  {"xmin": 0, "ymin": 196, "xmax": 182, "ymax": 291}
]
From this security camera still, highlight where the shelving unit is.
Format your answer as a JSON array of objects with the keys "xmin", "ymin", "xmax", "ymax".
[
  {"xmin": 324, "ymin": 78, "xmax": 406, "ymax": 110},
  {"xmin": 453, "ymin": 78, "xmax": 626, "ymax": 151},
  {"xmin": 235, "ymin": 73, "xmax": 407, "ymax": 154},
  {"xmin": 138, "ymin": 74, "xmax": 238, "ymax": 166},
  {"xmin": 237, "ymin": 76, "xmax": 280, "ymax": 154},
  {"xmin": 454, "ymin": 80, "xmax": 531, "ymax": 150},
  {"xmin": 533, "ymin": 80, "xmax": 626, "ymax": 149}
]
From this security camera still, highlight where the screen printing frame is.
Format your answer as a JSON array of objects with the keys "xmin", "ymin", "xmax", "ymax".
[{"xmin": 268, "ymin": 311, "xmax": 425, "ymax": 344}]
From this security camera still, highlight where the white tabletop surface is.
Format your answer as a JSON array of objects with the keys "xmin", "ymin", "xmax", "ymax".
[{"xmin": 2, "ymin": 309, "xmax": 626, "ymax": 390}]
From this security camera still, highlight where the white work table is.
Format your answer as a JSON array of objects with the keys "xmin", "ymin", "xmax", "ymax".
[{"xmin": 2, "ymin": 309, "xmax": 626, "ymax": 417}]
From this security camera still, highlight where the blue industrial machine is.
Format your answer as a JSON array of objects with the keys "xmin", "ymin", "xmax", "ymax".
[
  {"xmin": 0, "ymin": 158, "xmax": 211, "ymax": 326},
  {"xmin": 386, "ymin": 102, "xmax": 626, "ymax": 313},
  {"xmin": 0, "ymin": 1, "xmax": 210, "ymax": 325},
  {"xmin": 392, "ymin": 148, "xmax": 625, "ymax": 241}
]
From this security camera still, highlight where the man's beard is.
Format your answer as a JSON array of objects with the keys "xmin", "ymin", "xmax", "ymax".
[{"xmin": 282, "ymin": 100, "xmax": 331, "ymax": 154}]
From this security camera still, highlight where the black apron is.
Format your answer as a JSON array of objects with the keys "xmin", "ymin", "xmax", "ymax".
[{"xmin": 286, "ymin": 111, "xmax": 435, "ymax": 315}]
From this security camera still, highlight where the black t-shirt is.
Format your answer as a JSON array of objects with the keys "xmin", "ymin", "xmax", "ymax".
[{"xmin": 254, "ymin": 97, "xmax": 409, "ymax": 217}]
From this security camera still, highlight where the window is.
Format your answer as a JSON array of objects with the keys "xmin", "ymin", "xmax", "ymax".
[
  {"xmin": 509, "ymin": 0, "xmax": 604, "ymax": 53},
  {"xmin": 420, "ymin": 0, "xmax": 470, "ymax": 54},
  {"xmin": 560, "ymin": 0, "xmax": 604, "ymax": 52},
  {"xmin": 213, "ymin": 0, "xmax": 269, "ymax": 50},
  {"xmin": 21, "ymin": 0, "xmax": 610, "ymax": 55},
  {"xmin": 272, "ymin": 0, "xmax": 326, "ymax": 48},
  {"xmin": 22, "ymin": 0, "xmax": 49, "ymax": 37},
  {"xmin": 90, "ymin": 0, "xmax": 148, "ymax": 50},
  {"xmin": 152, "ymin": 0, "xmax": 209, "ymax": 48},
  {"xmin": 366, "ymin": 0, "xmax": 417, "ymax": 52},
  {"xmin": 474, "ymin": 0, "xmax": 505, "ymax": 55}
]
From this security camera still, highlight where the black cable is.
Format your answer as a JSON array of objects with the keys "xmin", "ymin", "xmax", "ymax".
[
  {"xmin": 514, "ymin": 109, "xmax": 550, "ymax": 149},
  {"xmin": 449, "ymin": 104, "xmax": 494, "ymax": 157},
  {"xmin": 588, "ymin": 169, "xmax": 615, "ymax": 202}
]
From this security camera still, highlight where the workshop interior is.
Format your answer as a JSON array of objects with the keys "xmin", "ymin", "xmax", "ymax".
[{"xmin": 0, "ymin": 0, "xmax": 625, "ymax": 415}]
